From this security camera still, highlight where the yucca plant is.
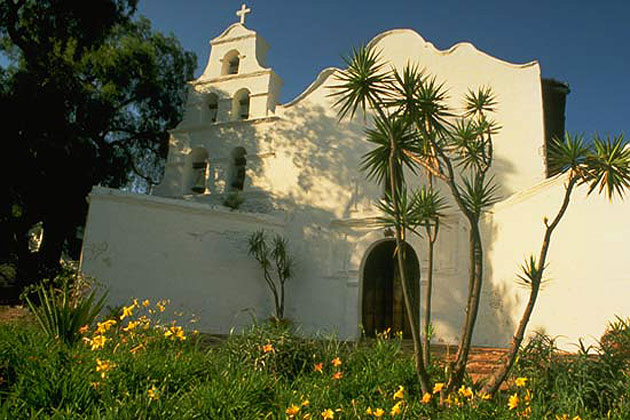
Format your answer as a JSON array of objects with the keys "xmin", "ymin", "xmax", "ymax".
[
  {"xmin": 24, "ymin": 275, "xmax": 107, "ymax": 346},
  {"xmin": 331, "ymin": 47, "xmax": 432, "ymax": 393},
  {"xmin": 483, "ymin": 133, "xmax": 630, "ymax": 396},
  {"xmin": 248, "ymin": 229, "xmax": 293, "ymax": 321},
  {"xmin": 331, "ymin": 43, "xmax": 500, "ymax": 393}
]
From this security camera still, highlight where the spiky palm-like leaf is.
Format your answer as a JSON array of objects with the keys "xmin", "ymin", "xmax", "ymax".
[
  {"xmin": 464, "ymin": 86, "xmax": 497, "ymax": 119},
  {"xmin": 585, "ymin": 134, "xmax": 630, "ymax": 200},
  {"xmin": 413, "ymin": 186, "xmax": 448, "ymax": 227},
  {"xmin": 415, "ymin": 76, "xmax": 452, "ymax": 137},
  {"xmin": 375, "ymin": 189, "xmax": 421, "ymax": 238},
  {"xmin": 388, "ymin": 63, "xmax": 424, "ymax": 118},
  {"xmin": 329, "ymin": 44, "xmax": 392, "ymax": 121},
  {"xmin": 515, "ymin": 255, "xmax": 548, "ymax": 289},
  {"xmin": 271, "ymin": 235, "xmax": 292, "ymax": 280},
  {"xmin": 449, "ymin": 119, "xmax": 489, "ymax": 171},
  {"xmin": 547, "ymin": 133, "xmax": 589, "ymax": 176},
  {"xmin": 360, "ymin": 113, "xmax": 419, "ymax": 184},
  {"xmin": 460, "ymin": 173, "xmax": 500, "ymax": 217}
]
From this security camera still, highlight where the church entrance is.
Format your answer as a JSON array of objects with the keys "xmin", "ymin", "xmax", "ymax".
[{"xmin": 361, "ymin": 240, "xmax": 420, "ymax": 339}]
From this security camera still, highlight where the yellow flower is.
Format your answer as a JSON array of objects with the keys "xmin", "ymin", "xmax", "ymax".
[
  {"xmin": 515, "ymin": 377, "xmax": 528, "ymax": 387},
  {"xmin": 147, "ymin": 385, "xmax": 159, "ymax": 400},
  {"xmin": 365, "ymin": 407, "xmax": 372, "ymax": 415},
  {"xmin": 393, "ymin": 385, "xmax": 404, "ymax": 400},
  {"xmin": 95, "ymin": 319, "xmax": 117, "ymax": 334},
  {"xmin": 174, "ymin": 327, "xmax": 186, "ymax": 341},
  {"xmin": 95, "ymin": 358, "xmax": 114, "ymax": 378},
  {"xmin": 156, "ymin": 300, "xmax": 166, "ymax": 312},
  {"xmin": 432, "ymin": 382, "xmax": 445, "ymax": 394},
  {"xmin": 332, "ymin": 371, "xmax": 343, "ymax": 380},
  {"xmin": 508, "ymin": 393, "xmax": 519, "ymax": 410},
  {"xmin": 123, "ymin": 321, "xmax": 139, "ymax": 332},
  {"xmin": 301, "ymin": 400, "xmax": 310, "ymax": 407},
  {"xmin": 458, "ymin": 385, "xmax": 473, "ymax": 399},
  {"xmin": 262, "ymin": 343, "xmax": 274, "ymax": 353},
  {"xmin": 421, "ymin": 392, "xmax": 432, "ymax": 404},
  {"xmin": 314, "ymin": 362, "xmax": 324, "ymax": 373},
  {"xmin": 478, "ymin": 392, "xmax": 491, "ymax": 400},
  {"xmin": 373, "ymin": 408, "xmax": 385, "ymax": 417},
  {"xmin": 321, "ymin": 408, "xmax": 334, "ymax": 419},
  {"xmin": 390, "ymin": 401, "xmax": 403, "ymax": 416},
  {"xmin": 286, "ymin": 404, "xmax": 300, "ymax": 416},
  {"xmin": 78, "ymin": 325, "xmax": 89, "ymax": 334},
  {"xmin": 165, "ymin": 326, "xmax": 186, "ymax": 341},
  {"xmin": 120, "ymin": 304, "xmax": 134, "ymax": 320},
  {"xmin": 331, "ymin": 357, "xmax": 342, "ymax": 367},
  {"xmin": 142, "ymin": 299, "xmax": 150, "ymax": 307},
  {"xmin": 303, "ymin": 414, "xmax": 311, "ymax": 420},
  {"xmin": 90, "ymin": 335, "xmax": 107, "ymax": 350}
]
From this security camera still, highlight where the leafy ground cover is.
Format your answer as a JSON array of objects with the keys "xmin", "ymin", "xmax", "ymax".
[{"xmin": 0, "ymin": 299, "xmax": 628, "ymax": 419}]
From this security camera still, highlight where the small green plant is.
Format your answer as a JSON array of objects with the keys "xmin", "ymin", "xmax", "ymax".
[
  {"xmin": 223, "ymin": 191, "xmax": 244, "ymax": 210},
  {"xmin": 23, "ymin": 269, "xmax": 107, "ymax": 346},
  {"xmin": 248, "ymin": 230, "xmax": 293, "ymax": 321}
]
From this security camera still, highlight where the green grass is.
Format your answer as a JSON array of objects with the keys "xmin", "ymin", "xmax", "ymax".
[{"xmin": 1, "ymin": 300, "xmax": 629, "ymax": 419}]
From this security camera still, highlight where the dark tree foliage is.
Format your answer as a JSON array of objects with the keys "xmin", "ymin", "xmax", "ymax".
[{"xmin": 0, "ymin": 0, "xmax": 196, "ymax": 288}]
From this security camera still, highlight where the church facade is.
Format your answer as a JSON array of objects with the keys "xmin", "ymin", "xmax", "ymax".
[{"xmin": 80, "ymin": 11, "xmax": 630, "ymax": 350}]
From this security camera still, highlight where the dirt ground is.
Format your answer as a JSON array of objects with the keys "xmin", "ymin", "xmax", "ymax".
[{"xmin": 0, "ymin": 305, "xmax": 32, "ymax": 324}]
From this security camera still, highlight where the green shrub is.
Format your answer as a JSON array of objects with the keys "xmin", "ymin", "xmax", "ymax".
[
  {"xmin": 2, "ymin": 312, "xmax": 630, "ymax": 419},
  {"xmin": 23, "ymin": 269, "xmax": 107, "ymax": 346}
]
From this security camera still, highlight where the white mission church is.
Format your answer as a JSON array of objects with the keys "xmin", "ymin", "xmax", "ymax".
[{"xmin": 80, "ymin": 5, "xmax": 630, "ymax": 350}]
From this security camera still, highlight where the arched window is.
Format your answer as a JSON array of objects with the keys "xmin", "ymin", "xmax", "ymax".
[
  {"xmin": 189, "ymin": 148, "xmax": 209, "ymax": 194},
  {"xmin": 232, "ymin": 89, "xmax": 250, "ymax": 120},
  {"xmin": 221, "ymin": 50, "xmax": 240, "ymax": 75},
  {"xmin": 207, "ymin": 93, "xmax": 218, "ymax": 123},
  {"xmin": 229, "ymin": 147, "xmax": 247, "ymax": 191}
]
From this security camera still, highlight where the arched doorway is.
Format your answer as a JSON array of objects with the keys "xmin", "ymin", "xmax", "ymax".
[{"xmin": 361, "ymin": 240, "xmax": 420, "ymax": 338}]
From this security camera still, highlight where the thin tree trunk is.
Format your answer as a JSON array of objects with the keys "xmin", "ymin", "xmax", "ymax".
[
  {"xmin": 388, "ymin": 134, "xmax": 431, "ymax": 394},
  {"xmin": 448, "ymin": 220, "xmax": 483, "ymax": 391},
  {"xmin": 263, "ymin": 270, "xmax": 281, "ymax": 320},
  {"xmin": 483, "ymin": 176, "xmax": 577, "ymax": 396},
  {"xmin": 422, "ymin": 221, "xmax": 438, "ymax": 369}
]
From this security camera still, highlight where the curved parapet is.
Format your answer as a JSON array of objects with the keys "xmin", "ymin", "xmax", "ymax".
[
  {"xmin": 282, "ymin": 27, "xmax": 547, "ymax": 195},
  {"xmin": 367, "ymin": 28, "xmax": 538, "ymax": 70}
]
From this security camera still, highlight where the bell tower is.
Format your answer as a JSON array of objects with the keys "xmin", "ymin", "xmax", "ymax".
[{"xmin": 191, "ymin": 4, "xmax": 283, "ymax": 122}]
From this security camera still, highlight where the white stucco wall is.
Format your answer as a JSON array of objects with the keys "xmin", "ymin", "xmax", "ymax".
[{"xmin": 482, "ymin": 174, "xmax": 630, "ymax": 350}]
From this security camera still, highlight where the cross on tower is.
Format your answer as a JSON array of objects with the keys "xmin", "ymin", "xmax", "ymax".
[{"xmin": 236, "ymin": 4, "xmax": 251, "ymax": 25}]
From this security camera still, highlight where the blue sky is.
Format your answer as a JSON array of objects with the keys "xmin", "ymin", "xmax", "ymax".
[{"xmin": 138, "ymin": 0, "xmax": 629, "ymax": 138}]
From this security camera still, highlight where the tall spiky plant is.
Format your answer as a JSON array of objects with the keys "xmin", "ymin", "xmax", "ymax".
[
  {"xmin": 331, "ymin": 46, "xmax": 432, "ymax": 392},
  {"xmin": 332, "ymin": 44, "xmax": 502, "ymax": 392},
  {"xmin": 483, "ymin": 133, "xmax": 630, "ymax": 396},
  {"xmin": 389, "ymin": 63, "xmax": 501, "ymax": 391}
]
